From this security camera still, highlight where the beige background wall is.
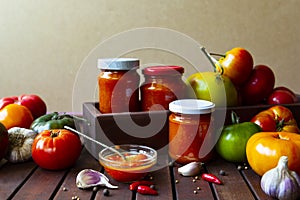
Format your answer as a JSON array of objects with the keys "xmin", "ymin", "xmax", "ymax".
[{"xmin": 1, "ymin": 0, "xmax": 299, "ymax": 112}]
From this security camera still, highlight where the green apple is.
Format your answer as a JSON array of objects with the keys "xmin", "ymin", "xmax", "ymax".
[
  {"xmin": 215, "ymin": 112, "xmax": 262, "ymax": 162},
  {"xmin": 187, "ymin": 72, "xmax": 239, "ymax": 107}
]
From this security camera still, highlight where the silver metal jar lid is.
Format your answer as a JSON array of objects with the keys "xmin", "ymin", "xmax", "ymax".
[
  {"xmin": 97, "ymin": 58, "xmax": 140, "ymax": 70},
  {"xmin": 169, "ymin": 99, "xmax": 215, "ymax": 114}
]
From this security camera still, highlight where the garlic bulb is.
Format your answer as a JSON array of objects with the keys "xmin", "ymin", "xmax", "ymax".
[
  {"xmin": 76, "ymin": 169, "xmax": 118, "ymax": 189},
  {"xmin": 5, "ymin": 127, "xmax": 37, "ymax": 163},
  {"xmin": 260, "ymin": 156, "xmax": 300, "ymax": 200},
  {"xmin": 178, "ymin": 162, "xmax": 203, "ymax": 176}
]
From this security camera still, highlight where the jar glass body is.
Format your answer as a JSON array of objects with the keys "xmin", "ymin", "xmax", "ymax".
[
  {"xmin": 98, "ymin": 69, "xmax": 140, "ymax": 113},
  {"xmin": 169, "ymin": 111, "xmax": 214, "ymax": 164},
  {"xmin": 141, "ymin": 73, "xmax": 188, "ymax": 111}
]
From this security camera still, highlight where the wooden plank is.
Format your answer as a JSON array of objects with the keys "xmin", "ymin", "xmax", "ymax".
[
  {"xmin": 0, "ymin": 161, "xmax": 37, "ymax": 199},
  {"xmin": 241, "ymin": 169, "xmax": 274, "ymax": 200},
  {"xmin": 205, "ymin": 158, "xmax": 255, "ymax": 200},
  {"xmin": 136, "ymin": 165, "xmax": 173, "ymax": 200},
  {"xmin": 53, "ymin": 148, "xmax": 100, "ymax": 200},
  {"xmin": 12, "ymin": 166, "xmax": 67, "ymax": 200},
  {"xmin": 173, "ymin": 163, "xmax": 215, "ymax": 200},
  {"xmin": 94, "ymin": 172, "xmax": 132, "ymax": 200}
]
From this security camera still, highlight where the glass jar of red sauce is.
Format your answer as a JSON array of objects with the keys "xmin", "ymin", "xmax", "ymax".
[
  {"xmin": 98, "ymin": 58, "xmax": 140, "ymax": 113},
  {"xmin": 168, "ymin": 99, "xmax": 215, "ymax": 164},
  {"xmin": 140, "ymin": 66, "xmax": 188, "ymax": 111}
]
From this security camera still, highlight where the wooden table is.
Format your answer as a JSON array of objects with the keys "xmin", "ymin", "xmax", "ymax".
[{"xmin": 0, "ymin": 147, "xmax": 274, "ymax": 200}]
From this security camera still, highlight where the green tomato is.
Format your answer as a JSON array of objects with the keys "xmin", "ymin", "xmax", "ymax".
[
  {"xmin": 187, "ymin": 72, "xmax": 238, "ymax": 107},
  {"xmin": 215, "ymin": 116, "xmax": 261, "ymax": 163}
]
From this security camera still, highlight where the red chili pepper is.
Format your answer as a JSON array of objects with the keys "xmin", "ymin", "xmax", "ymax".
[
  {"xmin": 201, "ymin": 173, "xmax": 222, "ymax": 185},
  {"xmin": 137, "ymin": 185, "xmax": 158, "ymax": 195},
  {"xmin": 129, "ymin": 180, "xmax": 154, "ymax": 191}
]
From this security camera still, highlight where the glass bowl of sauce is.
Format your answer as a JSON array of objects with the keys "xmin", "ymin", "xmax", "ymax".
[{"xmin": 99, "ymin": 144, "xmax": 157, "ymax": 182}]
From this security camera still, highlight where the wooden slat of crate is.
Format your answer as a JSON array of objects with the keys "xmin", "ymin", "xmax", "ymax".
[
  {"xmin": 223, "ymin": 103, "xmax": 300, "ymax": 125},
  {"xmin": 0, "ymin": 161, "xmax": 36, "ymax": 199},
  {"xmin": 206, "ymin": 158, "xmax": 256, "ymax": 200},
  {"xmin": 82, "ymin": 102, "xmax": 169, "ymax": 160}
]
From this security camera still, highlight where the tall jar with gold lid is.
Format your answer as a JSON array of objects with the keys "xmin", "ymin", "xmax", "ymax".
[{"xmin": 97, "ymin": 58, "xmax": 140, "ymax": 113}]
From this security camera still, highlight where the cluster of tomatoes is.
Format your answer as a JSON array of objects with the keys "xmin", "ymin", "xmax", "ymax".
[
  {"xmin": 247, "ymin": 105, "xmax": 300, "ymax": 176},
  {"xmin": 216, "ymin": 104, "xmax": 300, "ymax": 178},
  {"xmin": 215, "ymin": 47, "xmax": 297, "ymax": 105},
  {"xmin": 0, "ymin": 94, "xmax": 82, "ymax": 171},
  {"xmin": 0, "ymin": 94, "xmax": 47, "ymax": 129}
]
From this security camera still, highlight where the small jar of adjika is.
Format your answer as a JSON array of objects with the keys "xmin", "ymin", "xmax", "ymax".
[
  {"xmin": 140, "ymin": 66, "xmax": 188, "ymax": 111},
  {"xmin": 168, "ymin": 99, "xmax": 215, "ymax": 164},
  {"xmin": 98, "ymin": 58, "xmax": 140, "ymax": 113}
]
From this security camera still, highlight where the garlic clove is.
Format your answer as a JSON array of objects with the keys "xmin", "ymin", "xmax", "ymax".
[
  {"xmin": 76, "ymin": 169, "xmax": 118, "ymax": 189},
  {"xmin": 178, "ymin": 162, "xmax": 203, "ymax": 177}
]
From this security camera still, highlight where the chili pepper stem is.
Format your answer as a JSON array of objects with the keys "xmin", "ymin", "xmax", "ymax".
[{"xmin": 64, "ymin": 126, "xmax": 126, "ymax": 161}]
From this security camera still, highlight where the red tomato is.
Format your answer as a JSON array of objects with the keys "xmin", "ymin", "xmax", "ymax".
[
  {"xmin": 31, "ymin": 129, "xmax": 82, "ymax": 170},
  {"xmin": 246, "ymin": 131, "xmax": 300, "ymax": 176},
  {"xmin": 0, "ymin": 94, "xmax": 47, "ymax": 119},
  {"xmin": 268, "ymin": 105, "xmax": 294, "ymax": 123},
  {"xmin": 251, "ymin": 111, "xmax": 277, "ymax": 132},
  {"xmin": 250, "ymin": 105, "xmax": 299, "ymax": 133},
  {"xmin": 240, "ymin": 65, "xmax": 275, "ymax": 105},
  {"xmin": 267, "ymin": 87, "xmax": 297, "ymax": 105},
  {"xmin": 275, "ymin": 86, "xmax": 297, "ymax": 99},
  {"xmin": 217, "ymin": 47, "xmax": 254, "ymax": 86}
]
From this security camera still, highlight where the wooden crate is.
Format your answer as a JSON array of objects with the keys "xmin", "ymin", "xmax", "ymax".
[
  {"xmin": 82, "ymin": 101, "xmax": 300, "ymax": 159},
  {"xmin": 82, "ymin": 102, "xmax": 169, "ymax": 159}
]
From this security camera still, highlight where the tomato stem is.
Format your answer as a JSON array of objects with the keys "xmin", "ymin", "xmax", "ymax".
[
  {"xmin": 200, "ymin": 47, "xmax": 224, "ymax": 75},
  {"xmin": 276, "ymin": 119, "xmax": 285, "ymax": 131},
  {"xmin": 210, "ymin": 52, "xmax": 225, "ymax": 57},
  {"xmin": 50, "ymin": 130, "xmax": 60, "ymax": 138}
]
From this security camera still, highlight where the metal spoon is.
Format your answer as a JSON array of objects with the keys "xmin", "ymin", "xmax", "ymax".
[{"xmin": 64, "ymin": 126, "xmax": 126, "ymax": 161}]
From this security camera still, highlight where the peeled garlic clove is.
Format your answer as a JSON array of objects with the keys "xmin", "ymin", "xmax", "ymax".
[
  {"xmin": 178, "ymin": 162, "xmax": 203, "ymax": 176},
  {"xmin": 76, "ymin": 169, "xmax": 118, "ymax": 189}
]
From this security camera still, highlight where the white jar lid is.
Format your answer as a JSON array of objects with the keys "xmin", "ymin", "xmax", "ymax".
[
  {"xmin": 98, "ymin": 58, "xmax": 139, "ymax": 70},
  {"xmin": 169, "ymin": 99, "xmax": 215, "ymax": 114}
]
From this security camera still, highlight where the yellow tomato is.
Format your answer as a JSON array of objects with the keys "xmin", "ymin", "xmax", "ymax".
[
  {"xmin": 0, "ymin": 104, "xmax": 34, "ymax": 129},
  {"xmin": 246, "ymin": 132, "xmax": 300, "ymax": 176}
]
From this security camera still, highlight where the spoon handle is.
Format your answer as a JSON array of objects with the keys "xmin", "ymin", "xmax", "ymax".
[{"xmin": 64, "ymin": 126, "xmax": 126, "ymax": 160}]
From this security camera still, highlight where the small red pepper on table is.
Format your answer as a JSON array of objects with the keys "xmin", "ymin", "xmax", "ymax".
[
  {"xmin": 137, "ymin": 185, "xmax": 158, "ymax": 195},
  {"xmin": 201, "ymin": 173, "xmax": 223, "ymax": 185},
  {"xmin": 129, "ymin": 180, "xmax": 154, "ymax": 191}
]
